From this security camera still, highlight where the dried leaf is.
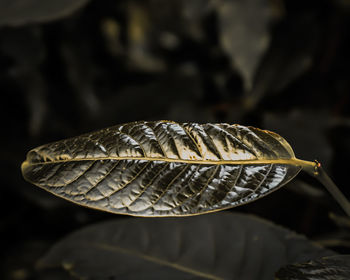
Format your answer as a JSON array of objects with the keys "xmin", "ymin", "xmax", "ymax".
[
  {"xmin": 21, "ymin": 120, "xmax": 316, "ymax": 217},
  {"xmin": 37, "ymin": 212, "xmax": 333, "ymax": 280},
  {"xmin": 276, "ymin": 255, "xmax": 350, "ymax": 280}
]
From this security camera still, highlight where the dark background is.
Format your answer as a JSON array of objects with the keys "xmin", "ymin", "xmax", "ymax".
[{"xmin": 1, "ymin": 0, "xmax": 350, "ymax": 279}]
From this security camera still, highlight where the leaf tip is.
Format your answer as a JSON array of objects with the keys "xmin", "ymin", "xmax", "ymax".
[{"xmin": 21, "ymin": 160, "xmax": 28, "ymax": 176}]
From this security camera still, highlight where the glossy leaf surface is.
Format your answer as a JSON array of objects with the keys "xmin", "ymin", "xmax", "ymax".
[
  {"xmin": 22, "ymin": 121, "xmax": 311, "ymax": 216},
  {"xmin": 37, "ymin": 212, "xmax": 333, "ymax": 280}
]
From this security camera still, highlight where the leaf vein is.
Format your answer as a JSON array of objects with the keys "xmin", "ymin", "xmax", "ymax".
[
  {"xmin": 152, "ymin": 164, "xmax": 189, "ymax": 206},
  {"xmin": 83, "ymin": 160, "xmax": 120, "ymax": 195},
  {"xmin": 252, "ymin": 164, "xmax": 274, "ymax": 194},
  {"xmin": 204, "ymin": 125, "xmax": 224, "ymax": 160},
  {"xmin": 92, "ymin": 243, "xmax": 223, "ymax": 280},
  {"xmin": 119, "ymin": 125, "xmax": 147, "ymax": 157},
  {"xmin": 144, "ymin": 122, "xmax": 167, "ymax": 157},
  {"xmin": 108, "ymin": 161, "xmax": 151, "ymax": 197},
  {"xmin": 178, "ymin": 123, "xmax": 203, "ymax": 158},
  {"xmin": 127, "ymin": 162, "xmax": 170, "ymax": 207}
]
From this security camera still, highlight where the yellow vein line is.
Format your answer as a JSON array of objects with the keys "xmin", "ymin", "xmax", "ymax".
[
  {"xmin": 62, "ymin": 139, "xmax": 76, "ymax": 158},
  {"xmin": 50, "ymin": 162, "xmax": 73, "ymax": 187},
  {"xmin": 233, "ymin": 165, "xmax": 243, "ymax": 189},
  {"xmin": 118, "ymin": 130, "xmax": 146, "ymax": 157},
  {"xmin": 145, "ymin": 122, "xmax": 167, "ymax": 157},
  {"xmin": 53, "ymin": 161, "xmax": 96, "ymax": 189},
  {"xmin": 193, "ymin": 165, "xmax": 221, "ymax": 209},
  {"xmin": 220, "ymin": 165, "xmax": 243, "ymax": 203},
  {"xmin": 108, "ymin": 161, "xmax": 151, "ymax": 197},
  {"xmin": 127, "ymin": 162, "xmax": 170, "ymax": 207},
  {"xmin": 173, "ymin": 164, "xmax": 201, "ymax": 207},
  {"xmin": 162, "ymin": 123, "xmax": 183, "ymax": 158},
  {"xmin": 83, "ymin": 160, "xmax": 120, "ymax": 195},
  {"xmin": 119, "ymin": 125, "xmax": 147, "ymax": 157},
  {"xmin": 252, "ymin": 163, "xmax": 273, "ymax": 194},
  {"xmin": 240, "ymin": 126, "xmax": 278, "ymax": 158},
  {"xmin": 204, "ymin": 124, "xmax": 224, "ymax": 160},
  {"xmin": 221, "ymin": 126, "xmax": 258, "ymax": 158},
  {"xmin": 193, "ymin": 165, "xmax": 220, "ymax": 208},
  {"xmin": 39, "ymin": 162, "xmax": 67, "ymax": 186},
  {"xmin": 168, "ymin": 132, "xmax": 182, "ymax": 159},
  {"xmin": 92, "ymin": 243, "xmax": 223, "ymax": 280},
  {"xmin": 248, "ymin": 128, "xmax": 279, "ymax": 158},
  {"xmin": 152, "ymin": 164, "xmax": 190, "ymax": 206},
  {"xmin": 178, "ymin": 123, "xmax": 203, "ymax": 158},
  {"xmin": 23, "ymin": 157, "xmax": 315, "ymax": 169},
  {"xmin": 174, "ymin": 165, "xmax": 217, "ymax": 211}
]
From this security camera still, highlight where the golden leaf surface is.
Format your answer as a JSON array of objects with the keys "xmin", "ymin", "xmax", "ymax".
[{"xmin": 21, "ymin": 121, "xmax": 315, "ymax": 216}]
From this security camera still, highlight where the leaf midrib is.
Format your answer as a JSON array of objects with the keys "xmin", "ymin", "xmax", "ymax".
[
  {"xmin": 23, "ymin": 156, "xmax": 315, "ymax": 168},
  {"xmin": 91, "ymin": 242, "xmax": 224, "ymax": 280}
]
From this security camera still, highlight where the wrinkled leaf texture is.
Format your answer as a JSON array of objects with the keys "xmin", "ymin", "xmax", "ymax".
[
  {"xmin": 276, "ymin": 255, "xmax": 350, "ymax": 280},
  {"xmin": 37, "ymin": 212, "xmax": 333, "ymax": 280},
  {"xmin": 22, "ymin": 121, "xmax": 312, "ymax": 217}
]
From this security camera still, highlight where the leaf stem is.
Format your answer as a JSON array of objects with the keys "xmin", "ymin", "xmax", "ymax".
[{"xmin": 305, "ymin": 161, "xmax": 350, "ymax": 217}]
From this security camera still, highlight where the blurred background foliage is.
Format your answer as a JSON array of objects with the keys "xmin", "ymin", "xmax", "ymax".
[{"xmin": 1, "ymin": 0, "xmax": 350, "ymax": 279}]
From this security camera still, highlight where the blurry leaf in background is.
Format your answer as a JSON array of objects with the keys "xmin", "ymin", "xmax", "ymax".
[
  {"xmin": 126, "ymin": 1, "xmax": 165, "ymax": 72},
  {"xmin": 99, "ymin": 75, "xmax": 208, "ymax": 123},
  {"xmin": 0, "ymin": 27, "xmax": 47, "ymax": 137},
  {"xmin": 275, "ymin": 255, "xmax": 350, "ymax": 280},
  {"xmin": 0, "ymin": 0, "xmax": 89, "ymax": 26},
  {"xmin": 284, "ymin": 178, "xmax": 325, "ymax": 200},
  {"xmin": 60, "ymin": 39, "xmax": 100, "ymax": 119},
  {"xmin": 314, "ymin": 213, "xmax": 350, "ymax": 253},
  {"xmin": 37, "ymin": 212, "xmax": 333, "ymax": 280},
  {"xmin": 328, "ymin": 212, "xmax": 350, "ymax": 229},
  {"xmin": 250, "ymin": 14, "xmax": 319, "ymax": 107},
  {"xmin": 0, "ymin": 27, "xmax": 45, "ymax": 67},
  {"xmin": 216, "ymin": 0, "xmax": 279, "ymax": 91}
]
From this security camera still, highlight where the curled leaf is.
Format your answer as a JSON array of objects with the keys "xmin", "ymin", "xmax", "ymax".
[{"xmin": 21, "ymin": 120, "xmax": 316, "ymax": 216}]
